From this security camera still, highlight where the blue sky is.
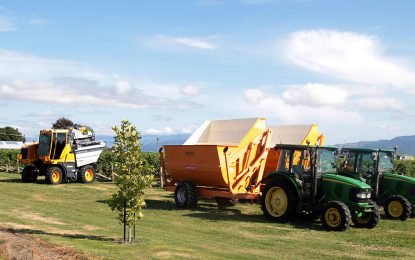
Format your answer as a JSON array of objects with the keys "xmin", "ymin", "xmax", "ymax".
[{"xmin": 1, "ymin": 0, "xmax": 415, "ymax": 144}]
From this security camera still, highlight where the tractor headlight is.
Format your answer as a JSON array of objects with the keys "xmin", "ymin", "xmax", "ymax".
[{"xmin": 356, "ymin": 192, "xmax": 371, "ymax": 199}]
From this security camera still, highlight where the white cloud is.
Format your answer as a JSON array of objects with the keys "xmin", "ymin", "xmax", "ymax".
[
  {"xmin": 0, "ymin": 49, "xmax": 95, "ymax": 80},
  {"xmin": 115, "ymin": 81, "xmax": 132, "ymax": 95},
  {"xmin": 0, "ymin": 15, "xmax": 15, "ymax": 31},
  {"xmin": 144, "ymin": 124, "xmax": 197, "ymax": 135},
  {"xmin": 356, "ymin": 97, "xmax": 404, "ymax": 111},
  {"xmin": 281, "ymin": 83, "xmax": 348, "ymax": 107},
  {"xmin": 180, "ymin": 84, "xmax": 202, "ymax": 97},
  {"xmin": 285, "ymin": 29, "xmax": 415, "ymax": 86},
  {"xmin": 244, "ymin": 88, "xmax": 266, "ymax": 105},
  {"xmin": 171, "ymin": 37, "xmax": 217, "ymax": 50},
  {"xmin": 242, "ymin": 87, "xmax": 362, "ymax": 124},
  {"xmin": 0, "ymin": 78, "xmax": 200, "ymax": 110},
  {"xmin": 144, "ymin": 127, "xmax": 174, "ymax": 135},
  {"xmin": 0, "ymin": 49, "xmax": 202, "ymax": 110}
]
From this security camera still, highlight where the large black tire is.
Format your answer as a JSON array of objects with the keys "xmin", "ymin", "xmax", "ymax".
[
  {"xmin": 174, "ymin": 182, "xmax": 198, "ymax": 208},
  {"xmin": 215, "ymin": 197, "xmax": 238, "ymax": 208},
  {"xmin": 352, "ymin": 205, "xmax": 380, "ymax": 229},
  {"xmin": 79, "ymin": 165, "xmax": 96, "ymax": 184},
  {"xmin": 261, "ymin": 179, "xmax": 298, "ymax": 222},
  {"xmin": 384, "ymin": 195, "xmax": 411, "ymax": 221},
  {"xmin": 321, "ymin": 201, "xmax": 351, "ymax": 231},
  {"xmin": 21, "ymin": 165, "xmax": 38, "ymax": 183},
  {"xmin": 46, "ymin": 166, "xmax": 63, "ymax": 185}
]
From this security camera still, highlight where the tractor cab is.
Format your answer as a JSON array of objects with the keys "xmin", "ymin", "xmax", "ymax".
[
  {"xmin": 274, "ymin": 144, "xmax": 337, "ymax": 199},
  {"xmin": 340, "ymin": 147, "xmax": 415, "ymax": 220}
]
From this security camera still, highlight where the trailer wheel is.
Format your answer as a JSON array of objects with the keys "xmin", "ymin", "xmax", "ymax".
[
  {"xmin": 352, "ymin": 205, "xmax": 380, "ymax": 229},
  {"xmin": 174, "ymin": 182, "xmax": 198, "ymax": 208},
  {"xmin": 22, "ymin": 165, "xmax": 38, "ymax": 183},
  {"xmin": 215, "ymin": 197, "xmax": 238, "ymax": 208},
  {"xmin": 385, "ymin": 195, "xmax": 411, "ymax": 221},
  {"xmin": 261, "ymin": 179, "xmax": 298, "ymax": 222},
  {"xmin": 80, "ymin": 165, "xmax": 96, "ymax": 184},
  {"xmin": 46, "ymin": 166, "xmax": 63, "ymax": 185}
]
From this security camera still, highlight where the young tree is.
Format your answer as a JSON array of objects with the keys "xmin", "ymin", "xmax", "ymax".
[
  {"xmin": 52, "ymin": 117, "xmax": 80, "ymax": 129},
  {"xmin": 108, "ymin": 120, "xmax": 154, "ymax": 242}
]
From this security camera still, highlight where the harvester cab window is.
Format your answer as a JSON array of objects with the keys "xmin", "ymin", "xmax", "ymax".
[
  {"xmin": 39, "ymin": 132, "xmax": 52, "ymax": 157},
  {"xmin": 52, "ymin": 133, "xmax": 67, "ymax": 159}
]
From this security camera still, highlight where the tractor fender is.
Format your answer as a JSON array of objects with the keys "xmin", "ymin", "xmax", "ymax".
[{"xmin": 263, "ymin": 171, "xmax": 303, "ymax": 201}]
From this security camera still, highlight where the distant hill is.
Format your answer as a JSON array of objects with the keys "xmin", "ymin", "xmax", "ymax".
[
  {"xmin": 96, "ymin": 134, "xmax": 190, "ymax": 152},
  {"xmin": 335, "ymin": 135, "xmax": 415, "ymax": 155}
]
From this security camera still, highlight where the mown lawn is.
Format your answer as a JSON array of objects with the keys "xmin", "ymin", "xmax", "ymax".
[{"xmin": 0, "ymin": 172, "xmax": 414, "ymax": 259}]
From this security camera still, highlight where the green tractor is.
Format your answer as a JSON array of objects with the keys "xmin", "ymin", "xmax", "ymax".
[
  {"xmin": 340, "ymin": 147, "xmax": 415, "ymax": 220},
  {"xmin": 261, "ymin": 144, "xmax": 380, "ymax": 231}
]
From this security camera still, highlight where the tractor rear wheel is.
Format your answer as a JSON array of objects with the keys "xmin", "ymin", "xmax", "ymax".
[
  {"xmin": 352, "ymin": 205, "xmax": 380, "ymax": 229},
  {"xmin": 215, "ymin": 197, "xmax": 238, "ymax": 208},
  {"xmin": 261, "ymin": 179, "xmax": 298, "ymax": 222},
  {"xmin": 174, "ymin": 182, "xmax": 198, "ymax": 208},
  {"xmin": 385, "ymin": 195, "xmax": 411, "ymax": 221},
  {"xmin": 22, "ymin": 165, "xmax": 38, "ymax": 183},
  {"xmin": 321, "ymin": 201, "xmax": 351, "ymax": 231},
  {"xmin": 46, "ymin": 166, "xmax": 63, "ymax": 185},
  {"xmin": 80, "ymin": 165, "xmax": 96, "ymax": 184}
]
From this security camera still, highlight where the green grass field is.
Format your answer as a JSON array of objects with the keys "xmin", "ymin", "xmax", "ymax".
[{"xmin": 0, "ymin": 172, "xmax": 414, "ymax": 259}]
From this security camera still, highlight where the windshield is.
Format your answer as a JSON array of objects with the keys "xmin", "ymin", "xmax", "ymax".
[
  {"xmin": 379, "ymin": 151, "xmax": 394, "ymax": 173},
  {"xmin": 317, "ymin": 149, "xmax": 337, "ymax": 174},
  {"xmin": 38, "ymin": 132, "xmax": 51, "ymax": 157}
]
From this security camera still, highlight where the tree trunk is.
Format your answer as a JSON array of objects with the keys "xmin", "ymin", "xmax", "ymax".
[{"xmin": 128, "ymin": 226, "xmax": 132, "ymax": 242}]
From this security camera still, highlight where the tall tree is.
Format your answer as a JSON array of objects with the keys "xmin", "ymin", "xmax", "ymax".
[
  {"xmin": 0, "ymin": 126, "xmax": 24, "ymax": 141},
  {"xmin": 52, "ymin": 117, "xmax": 80, "ymax": 129},
  {"xmin": 108, "ymin": 120, "xmax": 154, "ymax": 242}
]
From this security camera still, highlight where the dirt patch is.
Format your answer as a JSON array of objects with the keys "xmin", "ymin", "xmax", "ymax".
[
  {"xmin": 154, "ymin": 251, "xmax": 194, "ymax": 258},
  {"xmin": 83, "ymin": 225, "xmax": 102, "ymax": 231},
  {"xmin": 15, "ymin": 211, "xmax": 65, "ymax": 226},
  {"xmin": 0, "ymin": 227, "xmax": 94, "ymax": 260}
]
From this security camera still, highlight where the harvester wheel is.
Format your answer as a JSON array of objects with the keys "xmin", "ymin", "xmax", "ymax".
[
  {"xmin": 80, "ymin": 165, "xmax": 96, "ymax": 184},
  {"xmin": 22, "ymin": 165, "xmax": 38, "ymax": 183},
  {"xmin": 261, "ymin": 179, "xmax": 298, "ymax": 222},
  {"xmin": 321, "ymin": 201, "xmax": 351, "ymax": 231},
  {"xmin": 385, "ymin": 195, "xmax": 411, "ymax": 221},
  {"xmin": 352, "ymin": 205, "xmax": 380, "ymax": 229},
  {"xmin": 215, "ymin": 197, "xmax": 238, "ymax": 208},
  {"xmin": 46, "ymin": 166, "xmax": 63, "ymax": 185},
  {"xmin": 174, "ymin": 182, "xmax": 198, "ymax": 208}
]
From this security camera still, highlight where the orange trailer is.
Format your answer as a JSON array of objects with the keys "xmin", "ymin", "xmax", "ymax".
[{"xmin": 159, "ymin": 118, "xmax": 324, "ymax": 208}]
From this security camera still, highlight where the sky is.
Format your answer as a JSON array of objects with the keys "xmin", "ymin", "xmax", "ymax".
[{"xmin": 0, "ymin": 0, "xmax": 415, "ymax": 144}]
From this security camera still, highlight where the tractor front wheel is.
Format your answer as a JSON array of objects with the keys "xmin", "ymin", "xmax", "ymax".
[
  {"xmin": 22, "ymin": 165, "xmax": 38, "ymax": 183},
  {"xmin": 385, "ymin": 195, "xmax": 411, "ymax": 221},
  {"xmin": 321, "ymin": 201, "xmax": 351, "ymax": 231},
  {"xmin": 352, "ymin": 205, "xmax": 380, "ymax": 229},
  {"xmin": 261, "ymin": 179, "xmax": 298, "ymax": 222},
  {"xmin": 46, "ymin": 166, "xmax": 63, "ymax": 185},
  {"xmin": 79, "ymin": 165, "xmax": 96, "ymax": 184},
  {"xmin": 174, "ymin": 182, "xmax": 198, "ymax": 208}
]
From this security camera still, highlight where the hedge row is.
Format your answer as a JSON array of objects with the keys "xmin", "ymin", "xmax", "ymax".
[
  {"xmin": 96, "ymin": 149, "xmax": 161, "ymax": 178},
  {"xmin": 0, "ymin": 150, "xmax": 19, "ymax": 165}
]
